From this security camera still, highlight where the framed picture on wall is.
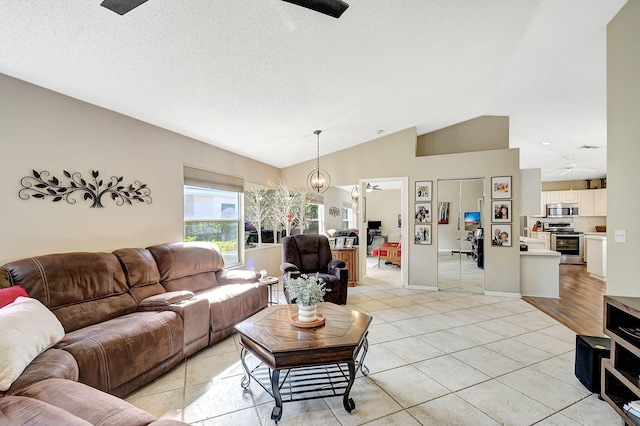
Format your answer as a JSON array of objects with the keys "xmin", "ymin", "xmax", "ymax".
[
  {"xmin": 491, "ymin": 176, "xmax": 512, "ymax": 199},
  {"xmin": 491, "ymin": 224, "xmax": 512, "ymax": 247},
  {"xmin": 491, "ymin": 200, "xmax": 512, "ymax": 223},
  {"xmin": 415, "ymin": 203, "xmax": 432, "ymax": 223},
  {"xmin": 414, "ymin": 224, "xmax": 432, "ymax": 245},
  {"xmin": 415, "ymin": 181, "xmax": 432, "ymax": 202},
  {"xmin": 438, "ymin": 201, "xmax": 450, "ymax": 224}
]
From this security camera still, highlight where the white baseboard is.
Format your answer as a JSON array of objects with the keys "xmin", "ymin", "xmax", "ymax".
[
  {"xmin": 406, "ymin": 285, "xmax": 439, "ymax": 292},
  {"xmin": 484, "ymin": 290, "xmax": 521, "ymax": 298}
]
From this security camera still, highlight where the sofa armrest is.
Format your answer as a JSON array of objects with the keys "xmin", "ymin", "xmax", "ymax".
[
  {"xmin": 280, "ymin": 262, "xmax": 299, "ymax": 274},
  {"xmin": 138, "ymin": 291, "xmax": 195, "ymax": 308},
  {"xmin": 328, "ymin": 259, "xmax": 346, "ymax": 274},
  {"xmin": 216, "ymin": 269, "xmax": 260, "ymax": 285},
  {"xmin": 4, "ymin": 349, "xmax": 79, "ymax": 396}
]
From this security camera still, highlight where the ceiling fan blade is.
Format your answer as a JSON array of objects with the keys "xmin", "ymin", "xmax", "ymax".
[
  {"xmin": 101, "ymin": 0, "xmax": 149, "ymax": 15},
  {"xmin": 281, "ymin": 0, "xmax": 349, "ymax": 18}
]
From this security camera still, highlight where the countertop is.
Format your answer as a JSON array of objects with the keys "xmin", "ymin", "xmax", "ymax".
[
  {"xmin": 584, "ymin": 233, "xmax": 607, "ymax": 239},
  {"xmin": 520, "ymin": 248, "xmax": 560, "ymax": 257}
]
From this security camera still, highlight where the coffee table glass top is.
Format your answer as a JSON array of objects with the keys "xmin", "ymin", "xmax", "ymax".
[{"xmin": 235, "ymin": 302, "xmax": 371, "ymax": 353}]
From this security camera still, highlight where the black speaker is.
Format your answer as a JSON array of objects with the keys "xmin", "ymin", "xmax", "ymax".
[{"xmin": 575, "ymin": 335, "xmax": 611, "ymax": 393}]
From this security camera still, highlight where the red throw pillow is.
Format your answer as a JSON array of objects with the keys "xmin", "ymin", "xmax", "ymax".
[{"xmin": 0, "ymin": 286, "xmax": 29, "ymax": 308}]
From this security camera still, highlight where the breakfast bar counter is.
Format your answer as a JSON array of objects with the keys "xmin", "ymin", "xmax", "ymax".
[{"xmin": 520, "ymin": 249, "xmax": 561, "ymax": 298}]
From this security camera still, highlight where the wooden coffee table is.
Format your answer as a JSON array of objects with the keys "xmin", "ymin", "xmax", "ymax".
[{"xmin": 234, "ymin": 302, "xmax": 371, "ymax": 422}]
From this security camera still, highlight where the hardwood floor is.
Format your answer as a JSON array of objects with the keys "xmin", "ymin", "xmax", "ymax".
[{"xmin": 523, "ymin": 264, "xmax": 606, "ymax": 337}]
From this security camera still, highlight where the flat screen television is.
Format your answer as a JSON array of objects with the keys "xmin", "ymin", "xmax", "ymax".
[{"xmin": 368, "ymin": 220, "xmax": 382, "ymax": 230}]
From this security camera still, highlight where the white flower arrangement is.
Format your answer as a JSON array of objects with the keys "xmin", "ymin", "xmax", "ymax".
[{"xmin": 286, "ymin": 274, "xmax": 330, "ymax": 306}]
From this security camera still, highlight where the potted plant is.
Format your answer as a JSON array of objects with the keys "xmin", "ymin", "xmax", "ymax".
[{"xmin": 286, "ymin": 274, "xmax": 330, "ymax": 322}]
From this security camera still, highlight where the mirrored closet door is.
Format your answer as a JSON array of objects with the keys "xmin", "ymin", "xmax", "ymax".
[{"xmin": 437, "ymin": 178, "xmax": 485, "ymax": 293}]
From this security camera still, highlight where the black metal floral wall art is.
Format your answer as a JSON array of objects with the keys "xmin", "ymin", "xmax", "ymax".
[{"xmin": 19, "ymin": 169, "xmax": 152, "ymax": 208}]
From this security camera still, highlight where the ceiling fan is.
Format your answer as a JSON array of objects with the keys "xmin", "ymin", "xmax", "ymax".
[
  {"xmin": 366, "ymin": 183, "xmax": 381, "ymax": 192},
  {"xmin": 100, "ymin": 0, "xmax": 349, "ymax": 18},
  {"xmin": 545, "ymin": 162, "xmax": 597, "ymax": 177}
]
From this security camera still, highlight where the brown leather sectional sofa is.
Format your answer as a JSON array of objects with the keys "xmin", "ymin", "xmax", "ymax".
[{"xmin": 0, "ymin": 242, "xmax": 268, "ymax": 425}]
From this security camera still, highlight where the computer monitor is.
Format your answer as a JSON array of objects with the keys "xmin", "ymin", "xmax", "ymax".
[{"xmin": 368, "ymin": 220, "xmax": 382, "ymax": 230}]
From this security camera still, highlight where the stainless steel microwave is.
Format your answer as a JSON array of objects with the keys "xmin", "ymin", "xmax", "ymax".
[{"xmin": 546, "ymin": 203, "xmax": 579, "ymax": 218}]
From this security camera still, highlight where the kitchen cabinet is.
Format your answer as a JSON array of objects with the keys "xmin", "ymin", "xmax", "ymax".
[
  {"xmin": 331, "ymin": 247, "xmax": 358, "ymax": 287},
  {"xmin": 578, "ymin": 190, "xmax": 595, "ymax": 216},
  {"xmin": 530, "ymin": 232, "xmax": 551, "ymax": 250},
  {"xmin": 594, "ymin": 188, "xmax": 607, "ymax": 216},
  {"xmin": 546, "ymin": 190, "xmax": 578, "ymax": 204}
]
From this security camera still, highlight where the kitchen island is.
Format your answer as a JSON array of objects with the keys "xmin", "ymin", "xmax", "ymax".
[
  {"xmin": 585, "ymin": 234, "xmax": 606, "ymax": 280},
  {"xmin": 520, "ymin": 249, "xmax": 561, "ymax": 298}
]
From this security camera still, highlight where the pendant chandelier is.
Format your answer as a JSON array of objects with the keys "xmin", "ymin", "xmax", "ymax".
[
  {"xmin": 307, "ymin": 130, "xmax": 331, "ymax": 193},
  {"xmin": 349, "ymin": 185, "xmax": 359, "ymax": 203}
]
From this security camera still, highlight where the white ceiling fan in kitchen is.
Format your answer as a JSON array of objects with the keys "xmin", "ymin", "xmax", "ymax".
[{"xmin": 544, "ymin": 157, "xmax": 597, "ymax": 177}]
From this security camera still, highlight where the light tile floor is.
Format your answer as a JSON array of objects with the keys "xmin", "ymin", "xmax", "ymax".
[{"xmin": 126, "ymin": 259, "xmax": 619, "ymax": 425}]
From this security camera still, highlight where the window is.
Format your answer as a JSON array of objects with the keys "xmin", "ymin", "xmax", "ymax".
[
  {"xmin": 183, "ymin": 166, "xmax": 243, "ymax": 266},
  {"xmin": 342, "ymin": 207, "xmax": 353, "ymax": 229},
  {"xmin": 305, "ymin": 203, "xmax": 324, "ymax": 234}
]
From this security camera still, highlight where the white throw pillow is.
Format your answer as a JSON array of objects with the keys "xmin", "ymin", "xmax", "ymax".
[{"xmin": 0, "ymin": 296, "xmax": 65, "ymax": 391}]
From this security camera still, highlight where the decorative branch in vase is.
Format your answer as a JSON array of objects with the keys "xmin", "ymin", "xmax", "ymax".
[
  {"xmin": 245, "ymin": 183, "xmax": 271, "ymax": 245},
  {"xmin": 268, "ymin": 179, "xmax": 310, "ymax": 239}
]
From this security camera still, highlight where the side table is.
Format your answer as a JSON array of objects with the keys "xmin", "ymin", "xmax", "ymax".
[{"xmin": 259, "ymin": 276, "xmax": 279, "ymax": 305}]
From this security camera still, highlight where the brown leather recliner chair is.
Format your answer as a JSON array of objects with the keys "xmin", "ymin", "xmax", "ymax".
[{"xmin": 280, "ymin": 234, "xmax": 348, "ymax": 305}]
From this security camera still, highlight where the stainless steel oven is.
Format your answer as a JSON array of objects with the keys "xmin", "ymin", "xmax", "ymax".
[
  {"xmin": 544, "ymin": 222, "xmax": 584, "ymax": 264},
  {"xmin": 550, "ymin": 233, "xmax": 584, "ymax": 264}
]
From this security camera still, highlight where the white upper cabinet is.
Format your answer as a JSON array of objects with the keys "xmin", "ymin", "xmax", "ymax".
[
  {"xmin": 545, "ymin": 190, "xmax": 578, "ymax": 204},
  {"xmin": 578, "ymin": 190, "xmax": 595, "ymax": 216},
  {"xmin": 594, "ymin": 188, "xmax": 607, "ymax": 216}
]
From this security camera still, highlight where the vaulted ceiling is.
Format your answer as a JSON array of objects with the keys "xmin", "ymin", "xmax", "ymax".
[{"xmin": 0, "ymin": 1, "xmax": 627, "ymax": 181}]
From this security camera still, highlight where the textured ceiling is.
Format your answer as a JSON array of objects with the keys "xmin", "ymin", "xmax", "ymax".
[{"xmin": 0, "ymin": 0, "xmax": 627, "ymax": 181}]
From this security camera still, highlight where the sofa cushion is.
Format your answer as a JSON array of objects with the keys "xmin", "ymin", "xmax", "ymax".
[
  {"xmin": 113, "ymin": 247, "xmax": 166, "ymax": 302},
  {"xmin": 1, "ymin": 252, "xmax": 137, "ymax": 332},
  {"xmin": 54, "ymin": 311, "xmax": 183, "ymax": 394},
  {"xmin": 17, "ymin": 378, "xmax": 157, "ymax": 426},
  {"xmin": 147, "ymin": 242, "xmax": 224, "ymax": 293},
  {"xmin": 0, "ymin": 285, "xmax": 28, "ymax": 308},
  {"xmin": 0, "ymin": 297, "xmax": 65, "ymax": 391},
  {"xmin": 0, "ymin": 395, "xmax": 92, "ymax": 425},
  {"xmin": 200, "ymin": 283, "xmax": 268, "ymax": 342}
]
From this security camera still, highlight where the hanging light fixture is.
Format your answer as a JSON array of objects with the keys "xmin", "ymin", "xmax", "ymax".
[
  {"xmin": 349, "ymin": 185, "xmax": 359, "ymax": 203},
  {"xmin": 307, "ymin": 130, "xmax": 331, "ymax": 193}
]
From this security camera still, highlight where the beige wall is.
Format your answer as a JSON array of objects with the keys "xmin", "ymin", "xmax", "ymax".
[
  {"xmin": 0, "ymin": 73, "xmax": 280, "ymax": 263},
  {"xmin": 365, "ymin": 189, "xmax": 402, "ymax": 242},
  {"xmin": 542, "ymin": 180, "xmax": 604, "ymax": 191},
  {"xmin": 606, "ymin": 0, "xmax": 640, "ymax": 296},
  {"xmin": 416, "ymin": 116, "xmax": 509, "ymax": 156},
  {"xmin": 320, "ymin": 187, "xmax": 354, "ymax": 231},
  {"xmin": 282, "ymin": 128, "xmax": 522, "ymax": 295},
  {"xmin": 2, "ymin": 73, "xmax": 522, "ymax": 295}
]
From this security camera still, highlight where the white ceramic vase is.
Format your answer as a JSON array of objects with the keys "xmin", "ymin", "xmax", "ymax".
[{"xmin": 297, "ymin": 304, "xmax": 317, "ymax": 323}]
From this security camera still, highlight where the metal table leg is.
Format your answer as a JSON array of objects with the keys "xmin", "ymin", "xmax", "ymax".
[
  {"xmin": 270, "ymin": 369, "xmax": 283, "ymax": 421},
  {"xmin": 342, "ymin": 361, "xmax": 356, "ymax": 412},
  {"xmin": 240, "ymin": 346, "xmax": 251, "ymax": 389}
]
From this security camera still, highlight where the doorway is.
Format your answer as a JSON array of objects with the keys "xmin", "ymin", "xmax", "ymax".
[
  {"xmin": 437, "ymin": 178, "xmax": 485, "ymax": 293},
  {"xmin": 357, "ymin": 177, "xmax": 409, "ymax": 287}
]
